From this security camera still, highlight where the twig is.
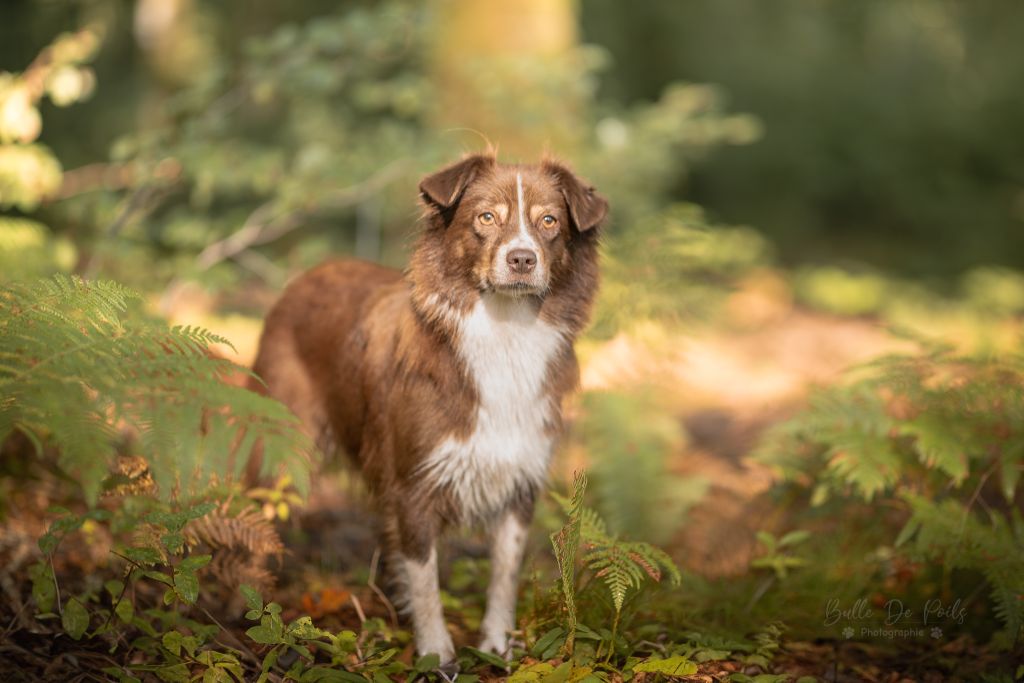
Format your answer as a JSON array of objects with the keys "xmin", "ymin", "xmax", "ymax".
[
  {"xmin": 100, "ymin": 576, "xmax": 129, "ymax": 631},
  {"xmin": 367, "ymin": 546, "xmax": 400, "ymax": 629},
  {"xmin": 198, "ymin": 605, "xmax": 262, "ymax": 669},
  {"xmin": 745, "ymin": 575, "xmax": 776, "ymax": 613},
  {"xmin": 81, "ymin": 184, "xmax": 158, "ymax": 278},
  {"xmin": 2, "ymin": 600, "xmax": 28, "ymax": 637},
  {"xmin": 192, "ymin": 157, "xmax": 411, "ymax": 274},
  {"xmin": 957, "ymin": 459, "xmax": 997, "ymax": 539},
  {"xmin": 349, "ymin": 593, "xmax": 367, "ymax": 624},
  {"xmin": 52, "ymin": 162, "xmax": 136, "ymax": 199},
  {"xmin": 194, "ymin": 202, "xmax": 278, "ymax": 272},
  {"xmin": 232, "ymin": 246, "xmax": 288, "ymax": 284},
  {"xmin": 48, "ymin": 554, "xmax": 62, "ymax": 617}
]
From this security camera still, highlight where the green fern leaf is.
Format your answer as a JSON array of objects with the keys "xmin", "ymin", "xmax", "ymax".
[{"xmin": 0, "ymin": 276, "xmax": 313, "ymax": 504}]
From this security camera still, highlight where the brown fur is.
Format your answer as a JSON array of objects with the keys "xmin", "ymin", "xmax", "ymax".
[{"xmin": 249, "ymin": 154, "xmax": 606, "ymax": 655}]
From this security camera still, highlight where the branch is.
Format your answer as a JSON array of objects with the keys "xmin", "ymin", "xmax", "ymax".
[{"xmin": 193, "ymin": 157, "xmax": 411, "ymax": 274}]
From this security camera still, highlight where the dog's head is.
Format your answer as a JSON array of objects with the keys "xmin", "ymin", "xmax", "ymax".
[{"xmin": 416, "ymin": 154, "xmax": 607, "ymax": 299}]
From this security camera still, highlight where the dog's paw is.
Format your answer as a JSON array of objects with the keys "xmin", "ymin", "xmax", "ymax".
[
  {"xmin": 476, "ymin": 632, "xmax": 510, "ymax": 659},
  {"xmin": 416, "ymin": 634, "xmax": 456, "ymax": 672}
]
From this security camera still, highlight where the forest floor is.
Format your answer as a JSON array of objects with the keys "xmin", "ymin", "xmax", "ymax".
[{"xmin": 1, "ymin": 272, "xmax": 1016, "ymax": 681}]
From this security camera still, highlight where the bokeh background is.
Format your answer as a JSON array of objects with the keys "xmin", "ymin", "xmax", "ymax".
[{"xmin": 2, "ymin": 1, "xmax": 1024, "ymax": 679}]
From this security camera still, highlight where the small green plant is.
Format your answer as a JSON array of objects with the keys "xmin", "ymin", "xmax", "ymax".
[
  {"xmin": 550, "ymin": 472, "xmax": 681, "ymax": 657},
  {"xmin": 239, "ymin": 585, "xmax": 373, "ymax": 682},
  {"xmin": 750, "ymin": 530, "xmax": 810, "ymax": 581},
  {"xmin": 25, "ymin": 492, "xmax": 424, "ymax": 682}
]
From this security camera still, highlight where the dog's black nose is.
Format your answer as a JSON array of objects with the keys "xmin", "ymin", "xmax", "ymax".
[{"xmin": 507, "ymin": 249, "xmax": 537, "ymax": 274}]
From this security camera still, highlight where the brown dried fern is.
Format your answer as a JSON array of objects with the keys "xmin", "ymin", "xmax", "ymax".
[{"xmin": 185, "ymin": 505, "xmax": 284, "ymax": 598}]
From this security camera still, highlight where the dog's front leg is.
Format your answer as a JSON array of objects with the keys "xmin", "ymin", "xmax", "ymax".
[
  {"xmin": 392, "ymin": 511, "xmax": 455, "ymax": 665},
  {"xmin": 479, "ymin": 506, "xmax": 530, "ymax": 656}
]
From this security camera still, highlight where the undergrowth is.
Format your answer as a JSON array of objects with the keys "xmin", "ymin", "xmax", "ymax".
[
  {"xmin": 2, "ymin": 275, "xmax": 790, "ymax": 681},
  {"xmin": 756, "ymin": 343, "xmax": 1024, "ymax": 650},
  {"xmin": 0, "ymin": 275, "xmax": 312, "ymax": 503}
]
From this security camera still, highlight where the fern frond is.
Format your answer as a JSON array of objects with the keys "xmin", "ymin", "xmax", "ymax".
[
  {"xmin": 0, "ymin": 275, "xmax": 313, "ymax": 504},
  {"xmin": 900, "ymin": 494, "xmax": 1024, "ymax": 640},
  {"xmin": 550, "ymin": 471, "xmax": 587, "ymax": 654}
]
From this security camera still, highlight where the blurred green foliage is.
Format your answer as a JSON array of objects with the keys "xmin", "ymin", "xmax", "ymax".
[
  {"xmin": 2, "ymin": 2, "xmax": 1024, "ymax": 677},
  {"xmin": 0, "ymin": 275, "xmax": 312, "ymax": 504},
  {"xmin": 756, "ymin": 345, "xmax": 1024, "ymax": 643},
  {"xmin": 580, "ymin": 390, "xmax": 709, "ymax": 544},
  {"xmin": 583, "ymin": 0, "xmax": 1024, "ymax": 276},
  {"xmin": 2, "ymin": 0, "xmax": 766, "ymax": 335}
]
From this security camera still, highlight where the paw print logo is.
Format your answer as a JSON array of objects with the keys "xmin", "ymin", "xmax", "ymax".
[
  {"xmin": 842, "ymin": 626, "xmax": 854, "ymax": 639},
  {"xmin": 930, "ymin": 627, "xmax": 942, "ymax": 639}
]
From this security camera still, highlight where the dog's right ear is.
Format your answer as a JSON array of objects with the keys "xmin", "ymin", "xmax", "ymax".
[{"xmin": 419, "ymin": 154, "xmax": 494, "ymax": 211}]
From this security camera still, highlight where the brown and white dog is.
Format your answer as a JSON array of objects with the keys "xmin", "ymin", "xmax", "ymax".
[{"xmin": 250, "ymin": 154, "xmax": 606, "ymax": 663}]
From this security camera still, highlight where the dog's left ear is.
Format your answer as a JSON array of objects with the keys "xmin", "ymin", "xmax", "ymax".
[
  {"xmin": 544, "ymin": 161, "xmax": 608, "ymax": 233},
  {"xmin": 419, "ymin": 154, "xmax": 494, "ymax": 210}
]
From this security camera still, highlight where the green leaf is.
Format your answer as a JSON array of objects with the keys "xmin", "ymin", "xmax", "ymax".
[
  {"xmin": 38, "ymin": 533, "xmax": 59, "ymax": 555},
  {"xmin": 173, "ymin": 571, "xmax": 199, "ymax": 604},
  {"xmin": 260, "ymin": 647, "xmax": 280, "ymax": 674},
  {"xmin": 202, "ymin": 668, "xmax": 232, "ymax": 683},
  {"xmin": 240, "ymin": 584, "xmax": 263, "ymax": 612},
  {"xmin": 509, "ymin": 662, "xmax": 555, "ymax": 683},
  {"xmin": 115, "ymin": 596, "xmax": 134, "ymax": 623},
  {"xmin": 247, "ymin": 621, "xmax": 283, "ymax": 645},
  {"xmin": 179, "ymin": 554, "xmax": 212, "ymax": 571},
  {"xmin": 28, "ymin": 562, "xmax": 55, "ymax": 613},
  {"xmin": 755, "ymin": 531, "xmax": 776, "ymax": 552},
  {"xmin": 124, "ymin": 547, "xmax": 162, "ymax": 565},
  {"xmin": 900, "ymin": 415, "xmax": 968, "ymax": 483},
  {"xmin": 1000, "ymin": 441, "xmax": 1022, "ymax": 502},
  {"xmin": 730, "ymin": 675, "xmax": 789, "ymax": 683},
  {"xmin": 633, "ymin": 655, "xmax": 698, "ymax": 676},
  {"xmin": 824, "ymin": 432, "xmax": 901, "ymax": 500},
  {"xmin": 413, "ymin": 653, "xmax": 440, "ymax": 672},
  {"xmin": 161, "ymin": 532, "xmax": 184, "ymax": 553},
  {"xmin": 289, "ymin": 615, "xmax": 327, "ymax": 640},
  {"xmin": 530, "ymin": 627, "xmax": 564, "ymax": 658},
  {"xmin": 539, "ymin": 662, "xmax": 573, "ymax": 683},
  {"xmin": 778, "ymin": 530, "xmax": 810, "ymax": 547},
  {"xmin": 894, "ymin": 518, "xmax": 920, "ymax": 547},
  {"xmin": 463, "ymin": 646, "xmax": 506, "ymax": 668},
  {"xmin": 62, "ymin": 597, "xmax": 90, "ymax": 640},
  {"xmin": 694, "ymin": 648, "xmax": 731, "ymax": 662},
  {"xmin": 144, "ymin": 570, "xmax": 174, "ymax": 586},
  {"xmin": 155, "ymin": 663, "xmax": 190, "ymax": 683},
  {"xmin": 162, "ymin": 631, "xmax": 183, "ymax": 656},
  {"xmin": 299, "ymin": 668, "xmax": 368, "ymax": 682}
]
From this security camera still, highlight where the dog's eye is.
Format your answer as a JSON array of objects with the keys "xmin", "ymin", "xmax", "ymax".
[
  {"xmin": 478, "ymin": 212, "xmax": 495, "ymax": 226},
  {"xmin": 541, "ymin": 215, "xmax": 558, "ymax": 229}
]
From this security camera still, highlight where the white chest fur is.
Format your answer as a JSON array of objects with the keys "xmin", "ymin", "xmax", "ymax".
[{"xmin": 420, "ymin": 294, "xmax": 566, "ymax": 521}]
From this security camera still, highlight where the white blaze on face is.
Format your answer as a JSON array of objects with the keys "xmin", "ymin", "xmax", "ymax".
[
  {"xmin": 515, "ymin": 173, "xmax": 537, "ymax": 249},
  {"xmin": 494, "ymin": 172, "xmax": 544, "ymax": 290}
]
